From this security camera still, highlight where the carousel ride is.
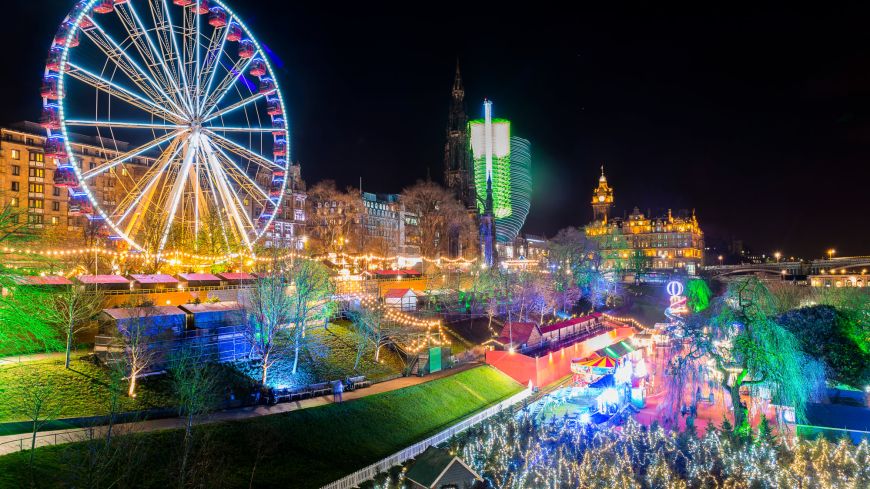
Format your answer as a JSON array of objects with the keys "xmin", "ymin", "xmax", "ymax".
[{"xmin": 40, "ymin": 0, "xmax": 290, "ymax": 262}]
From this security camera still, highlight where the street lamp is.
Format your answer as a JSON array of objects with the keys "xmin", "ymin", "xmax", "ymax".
[
  {"xmin": 774, "ymin": 251, "xmax": 781, "ymax": 262},
  {"xmin": 827, "ymin": 248, "xmax": 836, "ymax": 260},
  {"xmin": 717, "ymin": 255, "xmax": 723, "ymax": 266}
]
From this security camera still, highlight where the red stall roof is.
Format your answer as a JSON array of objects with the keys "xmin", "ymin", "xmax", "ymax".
[
  {"xmin": 76, "ymin": 275, "xmax": 130, "ymax": 285},
  {"xmin": 370, "ymin": 269, "xmax": 421, "ymax": 276},
  {"xmin": 177, "ymin": 273, "xmax": 221, "ymax": 283},
  {"xmin": 16, "ymin": 275, "xmax": 73, "ymax": 286},
  {"xmin": 217, "ymin": 272, "xmax": 256, "ymax": 282},
  {"xmin": 497, "ymin": 322, "xmax": 539, "ymax": 345},
  {"xmin": 540, "ymin": 313, "xmax": 602, "ymax": 335},
  {"xmin": 129, "ymin": 274, "xmax": 179, "ymax": 285},
  {"xmin": 384, "ymin": 288, "xmax": 416, "ymax": 299}
]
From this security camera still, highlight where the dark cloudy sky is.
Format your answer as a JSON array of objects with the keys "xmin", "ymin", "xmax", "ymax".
[{"xmin": 5, "ymin": 2, "xmax": 870, "ymax": 258}]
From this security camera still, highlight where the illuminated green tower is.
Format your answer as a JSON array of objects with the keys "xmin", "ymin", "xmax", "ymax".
[
  {"xmin": 469, "ymin": 101, "xmax": 512, "ymax": 228},
  {"xmin": 469, "ymin": 100, "xmax": 531, "ymax": 245}
]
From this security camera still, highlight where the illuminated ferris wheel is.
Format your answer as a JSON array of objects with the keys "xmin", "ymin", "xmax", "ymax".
[{"xmin": 40, "ymin": 0, "xmax": 290, "ymax": 256}]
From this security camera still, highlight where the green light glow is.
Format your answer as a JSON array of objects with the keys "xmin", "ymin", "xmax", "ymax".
[{"xmin": 469, "ymin": 118, "xmax": 512, "ymax": 220}]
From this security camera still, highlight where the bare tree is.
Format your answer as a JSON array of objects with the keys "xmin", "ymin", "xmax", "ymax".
[
  {"xmin": 116, "ymin": 305, "xmax": 160, "ymax": 397},
  {"xmin": 305, "ymin": 180, "xmax": 364, "ymax": 254},
  {"xmin": 400, "ymin": 180, "xmax": 474, "ymax": 259},
  {"xmin": 287, "ymin": 258, "xmax": 335, "ymax": 374},
  {"xmin": 44, "ymin": 286, "xmax": 104, "ymax": 369},
  {"xmin": 245, "ymin": 256, "xmax": 294, "ymax": 386},
  {"xmin": 12, "ymin": 368, "xmax": 62, "ymax": 469},
  {"xmin": 347, "ymin": 302, "xmax": 423, "ymax": 365},
  {"xmin": 166, "ymin": 349, "xmax": 220, "ymax": 488}
]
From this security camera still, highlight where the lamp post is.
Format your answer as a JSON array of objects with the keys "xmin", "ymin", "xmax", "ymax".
[
  {"xmin": 717, "ymin": 255, "xmax": 723, "ymax": 266},
  {"xmin": 774, "ymin": 251, "xmax": 781, "ymax": 263},
  {"xmin": 827, "ymin": 248, "xmax": 836, "ymax": 260}
]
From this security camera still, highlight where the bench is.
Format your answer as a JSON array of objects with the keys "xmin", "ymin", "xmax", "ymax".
[
  {"xmin": 308, "ymin": 382, "xmax": 331, "ymax": 397},
  {"xmin": 346, "ymin": 375, "xmax": 370, "ymax": 390}
]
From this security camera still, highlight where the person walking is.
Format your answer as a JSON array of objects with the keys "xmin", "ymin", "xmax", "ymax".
[{"xmin": 333, "ymin": 379, "xmax": 344, "ymax": 403}]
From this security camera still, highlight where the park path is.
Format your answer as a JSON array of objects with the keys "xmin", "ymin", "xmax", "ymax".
[
  {"xmin": 0, "ymin": 362, "xmax": 481, "ymax": 456},
  {"xmin": 0, "ymin": 349, "xmax": 90, "ymax": 366}
]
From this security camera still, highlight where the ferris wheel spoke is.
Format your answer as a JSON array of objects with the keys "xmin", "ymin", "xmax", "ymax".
[
  {"xmin": 66, "ymin": 63, "xmax": 187, "ymax": 123},
  {"xmin": 199, "ymin": 156, "xmax": 236, "ymax": 251},
  {"xmin": 66, "ymin": 120, "xmax": 183, "ymax": 131},
  {"xmin": 158, "ymin": 135, "xmax": 199, "ymax": 252},
  {"xmin": 202, "ymin": 91, "xmax": 269, "ymax": 123},
  {"xmin": 198, "ymin": 21, "xmax": 231, "ymax": 114},
  {"xmin": 114, "ymin": 1, "xmax": 193, "ymax": 115},
  {"xmin": 82, "ymin": 130, "xmax": 184, "ymax": 180},
  {"xmin": 80, "ymin": 17, "xmax": 187, "ymax": 117},
  {"xmin": 199, "ymin": 54, "xmax": 257, "ymax": 117},
  {"xmin": 202, "ymin": 138, "xmax": 254, "ymax": 248},
  {"xmin": 205, "ymin": 130, "xmax": 280, "ymax": 170},
  {"xmin": 113, "ymin": 139, "xmax": 183, "ymax": 230},
  {"xmin": 210, "ymin": 145, "xmax": 271, "ymax": 203},
  {"xmin": 205, "ymin": 126, "xmax": 278, "ymax": 133},
  {"xmin": 152, "ymin": 0, "xmax": 193, "ymax": 112},
  {"xmin": 181, "ymin": 4, "xmax": 199, "ymax": 106}
]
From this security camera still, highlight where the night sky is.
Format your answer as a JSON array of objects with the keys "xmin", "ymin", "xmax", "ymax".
[{"xmin": 4, "ymin": 2, "xmax": 870, "ymax": 258}]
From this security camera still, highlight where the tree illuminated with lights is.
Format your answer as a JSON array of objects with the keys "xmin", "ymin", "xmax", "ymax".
[{"xmin": 670, "ymin": 278, "xmax": 825, "ymax": 434}]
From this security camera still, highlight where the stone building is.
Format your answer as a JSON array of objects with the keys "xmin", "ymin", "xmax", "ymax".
[{"xmin": 584, "ymin": 167, "xmax": 704, "ymax": 274}]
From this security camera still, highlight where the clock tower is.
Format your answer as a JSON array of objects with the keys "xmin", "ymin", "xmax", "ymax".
[{"xmin": 591, "ymin": 165, "xmax": 613, "ymax": 222}]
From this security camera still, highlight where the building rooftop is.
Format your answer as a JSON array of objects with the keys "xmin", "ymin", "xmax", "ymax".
[
  {"xmin": 497, "ymin": 322, "xmax": 538, "ymax": 345},
  {"xmin": 801, "ymin": 403, "xmax": 870, "ymax": 432},
  {"xmin": 128, "ymin": 274, "xmax": 179, "ymax": 285},
  {"xmin": 177, "ymin": 273, "xmax": 222, "ymax": 283},
  {"xmin": 15, "ymin": 275, "xmax": 73, "ymax": 286},
  {"xmin": 178, "ymin": 301, "xmax": 243, "ymax": 314},
  {"xmin": 76, "ymin": 275, "xmax": 130, "ymax": 285},
  {"xmin": 383, "ymin": 288, "xmax": 417, "ymax": 299},
  {"xmin": 405, "ymin": 446, "xmax": 465, "ymax": 488},
  {"xmin": 102, "ymin": 306, "xmax": 185, "ymax": 320},
  {"xmin": 539, "ymin": 313, "xmax": 602, "ymax": 334}
]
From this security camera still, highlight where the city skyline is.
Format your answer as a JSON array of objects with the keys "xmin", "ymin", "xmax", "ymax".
[{"xmin": 3, "ymin": 2, "xmax": 870, "ymax": 257}]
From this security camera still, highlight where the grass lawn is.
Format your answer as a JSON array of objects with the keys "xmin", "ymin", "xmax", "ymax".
[
  {"xmin": 0, "ymin": 366, "xmax": 523, "ymax": 489},
  {"xmin": 233, "ymin": 321, "xmax": 405, "ymax": 388},
  {"xmin": 0, "ymin": 356, "xmax": 175, "ymax": 433}
]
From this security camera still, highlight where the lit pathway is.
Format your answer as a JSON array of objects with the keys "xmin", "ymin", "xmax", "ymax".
[
  {"xmin": 0, "ymin": 362, "xmax": 482, "ymax": 456},
  {"xmin": 0, "ymin": 349, "xmax": 90, "ymax": 366}
]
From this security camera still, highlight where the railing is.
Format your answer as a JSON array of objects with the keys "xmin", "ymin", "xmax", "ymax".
[
  {"xmin": 0, "ymin": 429, "xmax": 86, "ymax": 455},
  {"xmin": 320, "ymin": 387, "xmax": 532, "ymax": 489}
]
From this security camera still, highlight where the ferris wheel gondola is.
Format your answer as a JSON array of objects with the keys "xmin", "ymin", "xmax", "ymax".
[{"xmin": 40, "ymin": 0, "xmax": 291, "ymax": 257}]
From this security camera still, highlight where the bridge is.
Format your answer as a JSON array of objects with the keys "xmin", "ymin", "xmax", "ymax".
[{"xmin": 703, "ymin": 256, "xmax": 870, "ymax": 278}]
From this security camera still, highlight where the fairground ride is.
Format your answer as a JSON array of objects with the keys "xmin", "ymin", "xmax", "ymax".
[{"xmin": 40, "ymin": 0, "xmax": 291, "ymax": 260}]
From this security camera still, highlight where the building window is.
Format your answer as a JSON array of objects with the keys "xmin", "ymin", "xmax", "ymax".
[
  {"xmin": 11, "ymin": 182, "xmax": 19, "ymax": 191},
  {"xmin": 11, "ymin": 165, "xmax": 20, "ymax": 176},
  {"xmin": 28, "ymin": 199, "xmax": 43, "ymax": 209},
  {"xmin": 50, "ymin": 216, "xmax": 59, "ymax": 225},
  {"xmin": 27, "ymin": 214, "xmax": 43, "ymax": 225},
  {"xmin": 26, "ymin": 137, "xmax": 34, "ymax": 146},
  {"xmin": 52, "ymin": 201, "xmax": 60, "ymax": 211},
  {"xmin": 10, "ymin": 198, "xmax": 18, "ymax": 207},
  {"xmin": 29, "ymin": 152, "xmax": 44, "ymax": 163},
  {"xmin": 10, "ymin": 149, "xmax": 20, "ymax": 160},
  {"xmin": 29, "ymin": 168, "xmax": 45, "ymax": 178},
  {"xmin": 89, "ymin": 162, "xmax": 96, "ymax": 170},
  {"xmin": 29, "ymin": 183, "xmax": 44, "ymax": 194},
  {"xmin": 52, "ymin": 187, "xmax": 60, "ymax": 197}
]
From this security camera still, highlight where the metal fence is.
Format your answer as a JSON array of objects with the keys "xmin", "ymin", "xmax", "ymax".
[{"xmin": 320, "ymin": 387, "xmax": 532, "ymax": 489}]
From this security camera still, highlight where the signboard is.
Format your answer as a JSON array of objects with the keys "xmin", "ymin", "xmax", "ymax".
[{"xmin": 429, "ymin": 347, "xmax": 442, "ymax": 374}]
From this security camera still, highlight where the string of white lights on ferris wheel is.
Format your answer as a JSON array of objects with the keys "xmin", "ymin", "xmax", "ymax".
[{"xmin": 40, "ymin": 0, "xmax": 291, "ymax": 256}]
